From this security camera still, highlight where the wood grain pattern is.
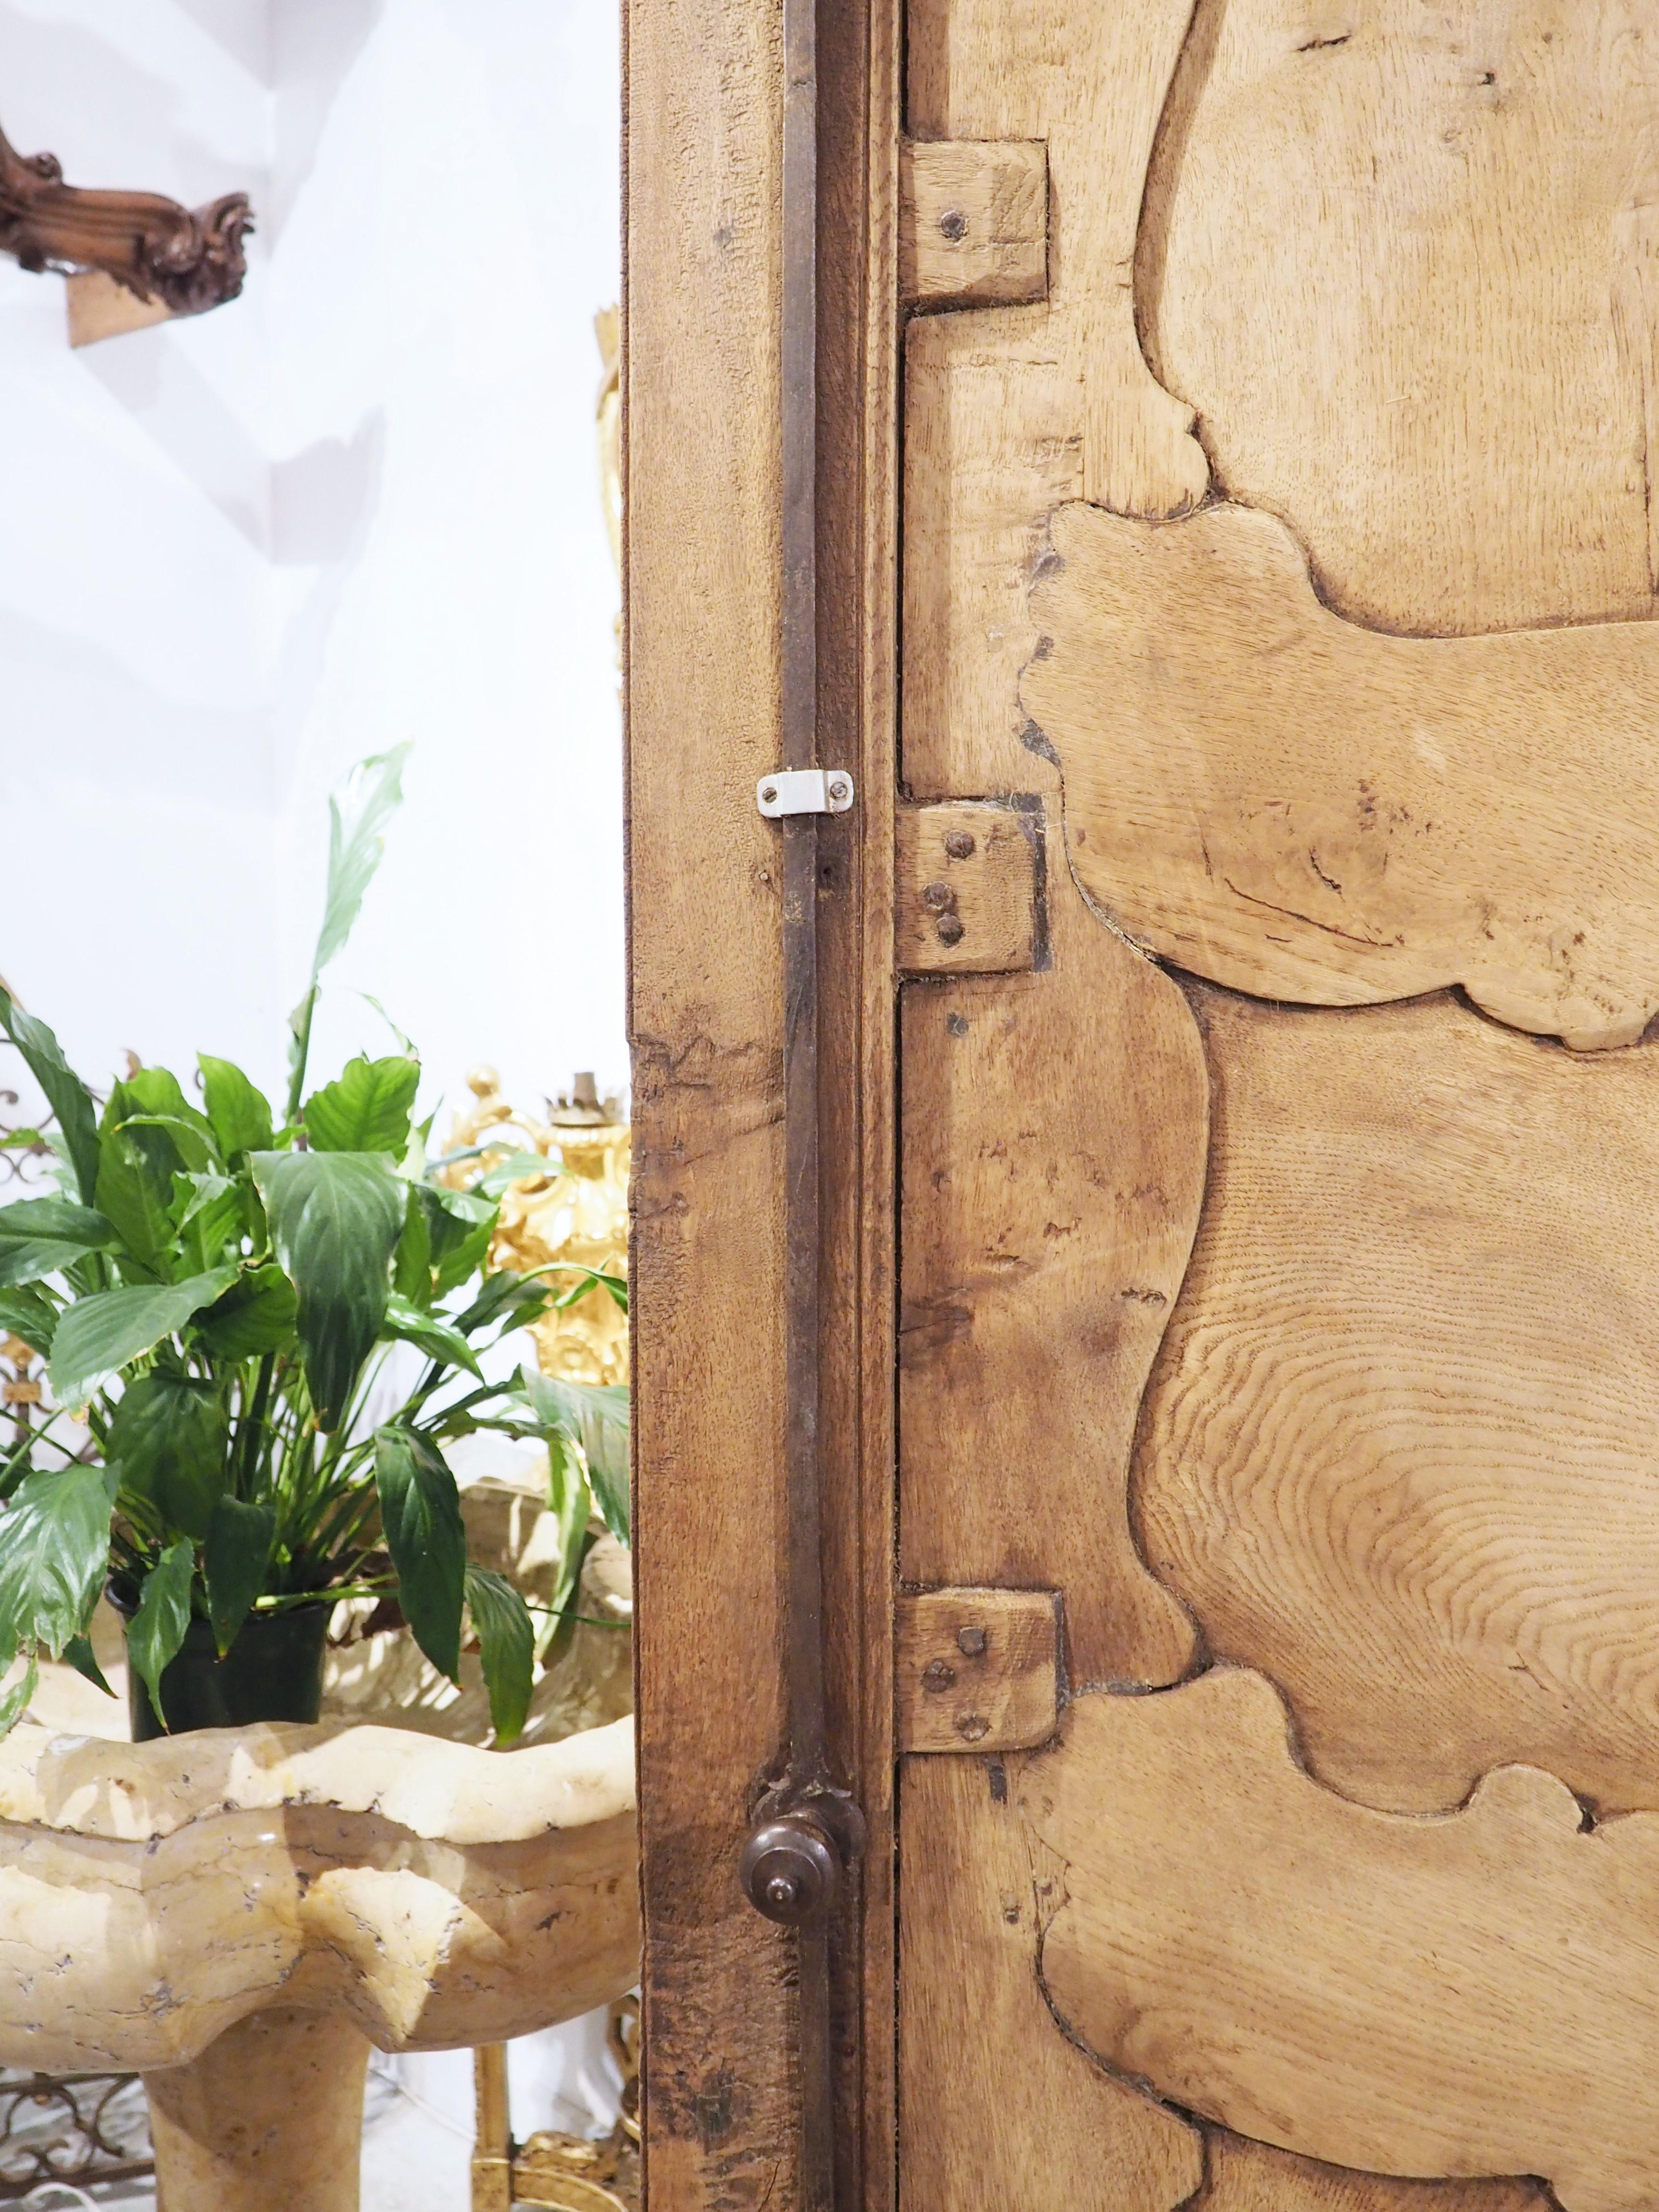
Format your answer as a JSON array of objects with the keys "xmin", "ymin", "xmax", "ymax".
[
  {"xmin": 902, "ymin": 321, "xmax": 1082, "ymax": 797},
  {"xmin": 900, "ymin": 139, "xmax": 1047, "ymax": 310},
  {"xmin": 820, "ymin": 0, "xmax": 902, "ymax": 2192},
  {"xmin": 1135, "ymin": 984, "xmax": 1659, "ymax": 1818},
  {"xmin": 1025, "ymin": 1668, "xmax": 1659, "ymax": 2212},
  {"xmin": 896, "ymin": 800, "xmax": 1042, "ymax": 974},
  {"xmin": 896, "ymin": 1588, "xmax": 1059, "ymax": 1752},
  {"xmin": 1139, "ymin": 0, "xmax": 1659, "ymax": 638},
  {"xmin": 625, "ymin": 0, "xmax": 798, "ymax": 2198},
  {"xmin": 1199, "ymin": 2134, "xmax": 1550, "ymax": 2212},
  {"xmin": 1023, "ymin": 499, "xmax": 1659, "ymax": 1049},
  {"xmin": 900, "ymin": 855, "xmax": 1207, "ymax": 1692},
  {"xmin": 900, "ymin": 1752, "xmax": 1202, "ymax": 2212},
  {"xmin": 907, "ymin": 0, "xmax": 1207, "ymax": 516}
]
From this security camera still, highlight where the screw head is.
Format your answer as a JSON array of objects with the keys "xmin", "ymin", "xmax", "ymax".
[
  {"xmin": 921, "ymin": 881, "xmax": 954, "ymax": 911},
  {"xmin": 957, "ymin": 1624, "xmax": 987, "ymax": 1658},
  {"xmin": 921, "ymin": 1658, "xmax": 956, "ymax": 1693},
  {"xmin": 760, "ymin": 783, "xmax": 777, "ymax": 804},
  {"xmin": 828, "ymin": 775, "xmax": 850, "ymax": 802},
  {"xmin": 938, "ymin": 207, "xmax": 968, "ymax": 241},
  {"xmin": 936, "ymin": 914, "xmax": 966, "ymax": 946},
  {"xmin": 943, "ymin": 829, "xmax": 976, "ymax": 860}
]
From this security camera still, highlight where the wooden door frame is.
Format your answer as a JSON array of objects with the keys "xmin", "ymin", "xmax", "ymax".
[{"xmin": 624, "ymin": 0, "xmax": 902, "ymax": 2202}]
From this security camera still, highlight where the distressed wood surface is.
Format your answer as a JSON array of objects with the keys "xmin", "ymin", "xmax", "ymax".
[
  {"xmin": 908, "ymin": 0, "xmax": 1205, "ymax": 515},
  {"xmin": 900, "ymin": 138, "xmax": 1048, "ymax": 310},
  {"xmin": 1026, "ymin": 1669, "xmax": 1659, "ymax": 2212},
  {"xmin": 895, "ymin": 1588, "xmax": 1059, "ymax": 1753},
  {"xmin": 896, "ymin": 800, "xmax": 1042, "ymax": 974},
  {"xmin": 828, "ymin": 0, "xmax": 902, "ymax": 2191},
  {"xmin": 897, "ymin": 6, "xmax": 1659, "ymax": 2212},
  {"xmin": 1139, "ymin": 1, "xmax": 1659, "ymax": 638},
  {"xmin": 900, "ymin": 1753, "xmax": 1202, "ymax": 2212},
  {"xmin": 626, "ymin": 0, "xmax": 798, "ymax": 2198},
  {"xmin": 902, "ymin": 322, "xmax": 1082, "ymax": 796},
  {"xmin": 1135, "ymin": 983, "xmax": 1659, "ymax": 1818},
  {"xmin": 1023, "ymin": 499, "xmax": 1659, "ymax": 1049},
  {"xmin": 900, "ymin": 858, "xmax": 1206, "ymax": 1692}
]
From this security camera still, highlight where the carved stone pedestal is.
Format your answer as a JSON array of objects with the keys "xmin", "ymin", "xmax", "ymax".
[
  {"xmin": 144, "ymin": 2008, "xmax": 369, "ymax": 2212},
  {"xmin": 0, "ymin": 1711, "xmax": 638, "ymax": 2212}
]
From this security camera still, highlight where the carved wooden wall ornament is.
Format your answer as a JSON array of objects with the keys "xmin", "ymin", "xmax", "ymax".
[{"xmin": 0, "ymin": 123, "xmax": 251, "ymax": 317}]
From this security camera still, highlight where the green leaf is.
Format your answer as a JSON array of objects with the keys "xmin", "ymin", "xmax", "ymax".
[
  {"xmin": 465, "ymin": 1563, "xmax": 534, "ymax": 1746},
  {"xmin": 112, "ymin": 1068, "xmax": 217, "ymax": 1173},
  {"xmin": 172, "ymin": 1172, "xmax": 245, "ymax": 1275},
  {"xmin": 108, "ymin": 1370, "xmax": 229, "ymax": 1542},
  {"xmin": 63, "ymin": 1633, "xmax": 113, "ymax": 1698},
  {"xmin": 204, "ymin": 1496, "xmax": 274, "ymax": 1656},
  {"xmin": 198, "ymin": 1056, "xmax": 274, "ymax": 1159},
  {"xmin": 194, "ymin": 1264, "xmax": 297, "ymax": 1360},
  {"xmin": 474, "ymin": 1150, "xmax": 555, "ymax": 1198},
  {"xmin": 95, "ymin": 1089, "xmax": 185, "ymax": 1280},
  {"xmin": 402, "ymin": 1105, "xmax": 437, "ymax": 1179},
  {"xmin": 374, "ymin": 1425, "xmax": 465, "ymax": 1681},
  {"xmin": 313, "ymin": 747, "xmax": 412, "ymax": 982},
  {"xmin": 48, "ymin": 1267, "xmax": 239, "ymax": 1410},
  {"xmin": 393, "ymin": 1184, "xmax": 433, "ymax": 1305},
  {"xmin": 0, "ymin": 986, "xmax": 100, "ymax": 1205},
  {"xmin": 382, "ymin": 1293, "xmax": 482, "ymax": 1379},
  {"xmin": 552, "ymin": 1264, "xmax": 629, "ymax": 1314},
  {"xmin": 288, "ymin": 747, "xmax": 411, "ymax": 1115},
  {"xmin": 127, "ymin": 1540, "xmax": 195, "ymax": 1730},
  {"xmin": 0, "ymin": 1198, "xmax": 118, "ymax": 1287},
  {"xmin": 0, "ymin": 1654, "xmax": 38, "ymax": 1740},
  {"xmin": 174, "ymin": 1172, "xmax": 235, "ymax": 1235},
  {"xmin": 250, "ymin": 1152, "xmax": 405, "ymax": 1431},
  {"xmin": 396, "ymin": 1185, "xmax": 495, "ymax": 1308},
  {"xmin": 453, "ymin": 1268, "xmax": 555, "ymax": 1341},
  {"xmin": 0, "ymin": 1462, "xmax": 118, "ymax": 1659},
  {"xmin": 0, "ymin": 1128, "xmax": 45, "ymax": 1151},
  {"xmin": 303, "ymin": 1054, "xmax": 421, "ymax": 1156},
  {"xmin": 428, "ymin": 1191, "xmax": 497, "ymax": 1297},
  {"xmin": 521, "ymin": 1370, "xmax": 630, "ymax": 1543},
  {"xmin": 0, "ymin": 1287, "xmax": 55, "ymax": 1357},
  {"xmin": 543, "ymin": 1430, "xmax": 592, "ymax": 1627}
]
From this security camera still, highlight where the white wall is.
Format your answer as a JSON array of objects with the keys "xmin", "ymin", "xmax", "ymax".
[{"xmin": 0, "ymin": 0, "xmax": 625, "ymax": 1135}]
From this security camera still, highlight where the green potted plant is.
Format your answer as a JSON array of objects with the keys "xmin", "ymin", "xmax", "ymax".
[{"xmin": 0, "ymin": 748, "xmax": 628, "ymax": 1744}]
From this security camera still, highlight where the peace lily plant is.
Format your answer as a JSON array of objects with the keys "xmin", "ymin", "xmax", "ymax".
[{"xmin": 0, "ymin": 749, "xmax": 628, "ymax": 1743}]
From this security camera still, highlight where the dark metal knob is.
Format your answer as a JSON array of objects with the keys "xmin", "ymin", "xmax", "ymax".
[{"xmin": 740, "ymin": 1815, "xmax": 839, "ymax": 1925}]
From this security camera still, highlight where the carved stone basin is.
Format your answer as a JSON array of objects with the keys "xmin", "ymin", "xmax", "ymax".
[{"xmin": 0, "ymin": 1479, "xmax": 639, "ymax": 2212}]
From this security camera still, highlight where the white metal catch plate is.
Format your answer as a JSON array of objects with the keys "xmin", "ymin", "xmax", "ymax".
[{"xmin": 756, "ymin": 768, "xmax": 855, "ymax": 817}]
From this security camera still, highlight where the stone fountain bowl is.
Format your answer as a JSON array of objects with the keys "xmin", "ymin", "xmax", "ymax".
[{"xmin": 0, "ymin": 1472, "xmax": 638, "ymax": 2212}]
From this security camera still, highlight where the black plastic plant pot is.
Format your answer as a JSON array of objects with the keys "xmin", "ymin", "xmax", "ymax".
[{"xmin": 108, "ymin": 1589, "xmax": 335, "ymax": 1741}]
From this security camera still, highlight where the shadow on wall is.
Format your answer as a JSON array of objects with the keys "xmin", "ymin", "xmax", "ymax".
[
  {"xmin": 270, "ymin": 0, "xmax": 388, "ymax": 236},
  {"xmin": 168, "ymin": 0, "xmax": 272, "ymax": 83},
  {"xmin": 78, "ymin": 332, "xmax": 386, "ymax": 566}
]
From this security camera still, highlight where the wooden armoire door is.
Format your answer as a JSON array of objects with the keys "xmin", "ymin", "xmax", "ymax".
[{"xmin": 629, "ymin": 4, "xmax": 1659, "ymax": 2209}]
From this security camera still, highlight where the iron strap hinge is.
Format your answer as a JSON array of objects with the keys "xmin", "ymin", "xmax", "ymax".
[{"xmin": 756, "ymin": 768, "xmax": 856, "ymax": 817}]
